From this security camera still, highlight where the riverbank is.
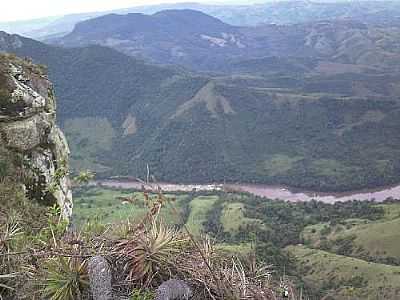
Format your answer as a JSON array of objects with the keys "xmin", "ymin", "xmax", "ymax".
[{"xmin": 95, "ymin": 180, "xmax": 400, "ymax": 203}]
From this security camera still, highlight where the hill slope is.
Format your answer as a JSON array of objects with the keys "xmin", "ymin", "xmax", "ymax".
[
  {"xmin": 52, "ymin": 10, "xmax": 400, "ymax": 72},
  {"xmin": 54, "ymin": 10, "xmax": 249, "ymax": 71},
  {"xmin": 3, "ymin": 31, "xmax": 400, "ymax": 191},
  {"xmin": 286, "ymin": 245, "xmax": 400, "ymax": 300}
]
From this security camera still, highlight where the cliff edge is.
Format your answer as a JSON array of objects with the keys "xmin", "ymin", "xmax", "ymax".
[{"xmin": 0, "ymin": 53, "xmax": 72, "ymax": 218}]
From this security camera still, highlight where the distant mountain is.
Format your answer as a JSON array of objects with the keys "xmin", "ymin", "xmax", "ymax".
[
  {"xmin": 2, "ymin": 1, "xmax": 400, "ymax": 40},
  {"xmin": 3, "ymin": 31, "xmax": 400, "ymax": 191},
  {"xmin": 52, "ymin": 10, "xmax": 251, "ymax": 71},
  {"xmin": 52, "ymin": 10, "xmax": 400, "ymax": 72}
]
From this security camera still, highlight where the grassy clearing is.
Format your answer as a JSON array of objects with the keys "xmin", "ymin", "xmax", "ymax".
[
  {"xmin": 302, "ymin": 219, "xmax": 370, "ymax": 245},
  {"xmin": 301, "ymin": 222, "xmax": 330, "ymax": 245},
  {"xmin": 302, "ymin": 203, "xmax": 400, "ymax": 259},
  {"xmin": 338, "ymin": 218, "xmax": 400, "ymax": 258},
  {"xmin": 220, "ymin": 202, "xmax": 264, "ymax": 234},
  {"xmin": 63, "ymin": 117, "xmax": 116, "ymax": 174},
  {"xmin": 73, "ymin": 187, "xmax": 186, "ymax": 226},
  {"xmin": 375, "ymin": 203, "xmax": 400, "ymax": 221},
  {"xmin": 215, "ymin": 243, "xmax": 253, "ymax": 256},
  {"xmin": 185, "ymin": 195, "xmax": 219, "ymax": 237},
  {"xmin": 286, "ymin": 245, "xmax": 400, "ymax": 300}
]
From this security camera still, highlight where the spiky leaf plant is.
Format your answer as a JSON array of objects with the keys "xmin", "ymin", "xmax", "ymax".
[
  {"xmin": 41, "ymin": 257, "xmax": 88, "ymax": 300},
  {"xmin": 0, "ymin": 219, "xmax": 22, "ymax": 265},
  {"xmin": 115, "ymin": 220, "xmax": 188, "ymax": 286},
  {"xmin": 0, "ymin": 273, "xmax": 17, "ymax": 300},
  {"xmin": 73, "ymin": 171, "xmax": 95, "ymax": 185},
  {"xmin": 0, "ymin": 218, "xmax": 23, "ymax": 299}
]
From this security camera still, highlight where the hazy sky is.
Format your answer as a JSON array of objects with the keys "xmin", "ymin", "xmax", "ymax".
[{"xmin": 1, "ymin": 0, "xmax": 269, "ymax": 22}]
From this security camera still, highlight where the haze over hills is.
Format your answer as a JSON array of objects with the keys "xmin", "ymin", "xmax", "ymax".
[
  {"xmin": 2, "ymin": 1, "xmax": 400, "ymax": 193},
  {"xmin": 4, "ymin": 3, "xmax": 400, "ymax": 299},
  {"xmin": 2, "ymin": 0, "xmax": 400, "ymax": 39},
  {"xmin": 50, "ymin": 9, "xmax": 400, "ymax": 72},
  {"xmin": 53, "ymin": 10, "xmax": 250, "ymax": 70},
  {"xmin": 3, "ymin": 11, "xmax": 400, "ymax": 191}
]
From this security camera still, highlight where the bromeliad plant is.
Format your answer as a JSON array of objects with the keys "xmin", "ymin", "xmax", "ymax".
[
  {"xmin": 0, "ymin": 219, "xmax": 22, "ymax": 264},
  {"xmin": 113, "ymin": 184, "xmax": 189, "ymax": 287},
  {"xmin": 73, "ymin": 170, "xmax": 95, "ymax": 186},
  {"xmin": 41, "ymin": 256, "xmax": 89, "ymax": 300},
  {"xmin": 114, "ymin": 220, "xmax": 188, "ymax": 287}
]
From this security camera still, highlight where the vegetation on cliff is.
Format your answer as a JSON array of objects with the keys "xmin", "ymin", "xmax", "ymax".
[
  {"xmin": 0, "ymin": 185, "xmax": 302, "ymax": 300},
  {"xmin": 0, "ymin": 54, "xmax": 73, "ymax": 220}
]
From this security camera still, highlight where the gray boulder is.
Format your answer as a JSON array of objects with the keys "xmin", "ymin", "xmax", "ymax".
[
  {"xmin": 88, "ymin": 256, "xmax": 113, "ymax": 300},
  {"xmin": 155, "ymin": 279, "xmax": 192, "ymax": 300}
]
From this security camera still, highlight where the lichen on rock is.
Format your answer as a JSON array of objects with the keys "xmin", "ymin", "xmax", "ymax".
[{"xmin": 0, "ymin": 53, "xmax": 73, "ymax": 219}]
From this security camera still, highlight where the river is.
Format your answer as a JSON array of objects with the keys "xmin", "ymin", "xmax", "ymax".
[{"xmin": 96, "ymin": 180, "xmax": 400, "ymax": 203}]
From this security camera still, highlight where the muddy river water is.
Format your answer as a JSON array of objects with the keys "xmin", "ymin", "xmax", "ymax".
[{"xmin": 97, "ymin": 180, "xmax": 400, "ymax": 203}]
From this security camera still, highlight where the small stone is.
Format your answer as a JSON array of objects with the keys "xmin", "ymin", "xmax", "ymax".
[{"xmin": 155, "ymin": 279, "xmax": 192, "ymax": 300}]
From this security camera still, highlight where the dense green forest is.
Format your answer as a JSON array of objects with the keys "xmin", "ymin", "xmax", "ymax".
[{"xmin": 2, "ymin": 25, "xmax": 400, "ymax": 191}]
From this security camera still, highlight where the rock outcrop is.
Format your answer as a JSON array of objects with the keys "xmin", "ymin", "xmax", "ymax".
[
  {"xmin": 0, "ymin": 53, "xmax": 72, "ymax": 219},
  {"xmin": 155, "ymin": 279, "xmax": 192, "ymax": 300},
  {"xmin": 88, "ymin": 256, "xmax": 113, "ymax": 300}
]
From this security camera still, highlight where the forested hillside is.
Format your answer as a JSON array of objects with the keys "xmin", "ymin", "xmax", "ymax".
[
  {"xmin": 3, "ymin": 3, "xmax": 400, "ymax": 299},
  {"xmin": 2, "ymin": 29, "xmax": 400, "ymax": 191}
]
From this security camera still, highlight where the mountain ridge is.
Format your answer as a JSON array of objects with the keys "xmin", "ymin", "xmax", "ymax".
[
  {"xmin": 3, "ymin": 13, "xmax": 400, "ymax": 191},
  {"xmin": 51, "ymin": 10, "xmax": 400, "ymax": 72},
  {"xmin": 3, "ymin": 1, "xmax": 400, "ymax": 40}
]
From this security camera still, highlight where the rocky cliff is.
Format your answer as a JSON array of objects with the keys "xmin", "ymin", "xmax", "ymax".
[{"xmin": 0, "ymin": 53, "xmax": 72, "ymax": 218}]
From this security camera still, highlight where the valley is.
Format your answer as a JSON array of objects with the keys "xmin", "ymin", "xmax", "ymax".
[
  {"xmin": 2, "ymin": 1, "xmax": 400, "ymax": 299},
  {"xmin": 2, "ymin": 26, "xmax": 400, "ymax": 192}
]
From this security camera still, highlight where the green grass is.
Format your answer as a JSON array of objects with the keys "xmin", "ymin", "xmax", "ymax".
[
  {"xmin": 63, "ymin": 117, "xmax": 116, "ymax": 174},
  {"xmin": 375, "ymin": 203, "xmax": 400, "ymax": 221},
  {"xmin": 185, "ymin": 195, "xmax": 219, "ymax": 237},
  {"xmin": 339, "ymin": 218, "xmax": 400, "ymax": 258},
  {"xmin": 302, "ymin": 205, "xmax": 400, "ymax": 259},
  {"xmin": 302, "ymin": 219, "xmax": 370, "ymax": 245},
  {"xmin": 220, "ymin": 202, "xmax": 264, "ymax": 234},
  {"xmin": 73, "ymin": 187, "xmax": 187, "ymax": 226},
  {"xmin": 301, "ymin": 222, "xmax": 330, "ymax": 244},
  {"xmin": 286, "ymin": 245, "xmax": 400, "ymax": 300},
  {"xmin": 73, "ymin": 187, "xmax": 145, "ymax": 225},
  {"xmin": 74, "ymin": 189, "xmax": 261, "ymax": 238},
  {"xmin": 215, "ymin": 243, "xmax": 253, "ymax": 256}
]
